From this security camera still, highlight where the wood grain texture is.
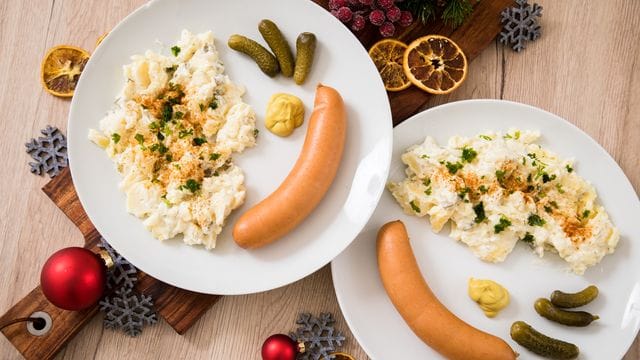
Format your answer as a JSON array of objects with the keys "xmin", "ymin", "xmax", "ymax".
[
  {"xmin": 42, "ymin": 169, "xmax": 220, "ymax": 336},
  {"xmin": 0, "ymin": 0, "xmax": 638, "ymax": 359}
]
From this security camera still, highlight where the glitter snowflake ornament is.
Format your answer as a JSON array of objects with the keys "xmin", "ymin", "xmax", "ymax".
[
  {"xmin": 99, "ymin": 238, "xmax": 138, "ymax": 289},
  {"xmin": 99, "ymin": 287, "xmax": 158, "ymax": 337},
  {"xmin": 290, "ymin": 313, "xmax": 346, "ymax": 360},
  {"xmin": 500, "ymin": 0, "xmax": 543, "ymax": 52},
  {"xmin": 25, "ymin": 125, "xmax": 68, "ymax": 177}
]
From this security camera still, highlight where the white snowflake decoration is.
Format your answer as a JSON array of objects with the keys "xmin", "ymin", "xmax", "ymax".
[
  {"xmin": 99, "ymin": 287, "xmax": 157, "ymax": 337},
  {"xmin": 500, "ymin": 0, "xmax": 543, "ymax": 52},
  {"xmin": 25, "ymin": 126, "xmax": 68, "ymax": 177},
  {"xmin": 291, "ymin": 313, "xmax": 345, "ymax": 360}
]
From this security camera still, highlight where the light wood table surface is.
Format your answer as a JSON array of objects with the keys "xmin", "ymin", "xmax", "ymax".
[{"xmin": 1, "ymin": 0, "xmax": 638, "ymax": 359}]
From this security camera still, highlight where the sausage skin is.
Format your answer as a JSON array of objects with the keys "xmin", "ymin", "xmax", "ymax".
[
  {"xmin": 377, "ymin": 220, "xmax": 517, "ymax": 360},
  {"xmin": 233, "ymin": 84, "xmax": 347, "ymax": 249}
]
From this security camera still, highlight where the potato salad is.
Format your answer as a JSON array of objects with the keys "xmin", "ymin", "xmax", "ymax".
[
  {"xmin": 389, "ymin": 129, "xmax": 619, "ymax": 274},
  {"xmin": 89, "ymin": 30, "xmax": 257, "ymax": 249}
]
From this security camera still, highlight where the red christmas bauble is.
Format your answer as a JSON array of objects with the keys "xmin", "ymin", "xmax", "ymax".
[
  {"xmin": 40, "ymin": 247, "xmax": 107, "ymax": 311},
  {"xmin": 261, "ymin": 334, "xmax": 299, "ymax": 360}
]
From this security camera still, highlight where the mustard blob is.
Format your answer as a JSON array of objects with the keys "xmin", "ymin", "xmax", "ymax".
[
  {"xmin": 468, "ymin": 278, "xmax": 510, "ymax": 318},
  {"xmin": 265, "ymin": 93, "xmax": 304, "ymax": 137}
]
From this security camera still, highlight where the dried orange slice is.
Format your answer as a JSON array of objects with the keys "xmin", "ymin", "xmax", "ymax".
[
  {"xmin": 403, "ymin": 35, "xmax": 467, "ymax": 95},
  {"xmin": 368, "ymin": 39, "xmax": 411, "ymax": 92},
  {"xmin": 40, "ymin": 45, "xmax": 90, "ymax": 97}
]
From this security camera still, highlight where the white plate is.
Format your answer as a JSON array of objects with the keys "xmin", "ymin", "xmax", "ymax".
[
  {"xmin": 67, "ymin": 0, "xmax": 392, "ymax": 295},
  {"xmin": 332, "ymin": 100, "xmax": 640, "ymax": 359}
]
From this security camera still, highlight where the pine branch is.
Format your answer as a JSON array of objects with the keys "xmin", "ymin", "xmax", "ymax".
[
  {"xmin": 401, "ymin": 0, "xmax": 437, "ymax": 24},
  {"xmin": 400, "ymin": 0, "xmax": 476, "ymax": 28},
  {"xmin": 442, "ymin": 0, "xmax": 474, "ymax": 28}
]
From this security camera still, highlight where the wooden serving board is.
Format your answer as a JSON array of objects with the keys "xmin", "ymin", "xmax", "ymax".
[{"xmin": 0, "ymin": 0, "xmax": 512, "ymax": 358}]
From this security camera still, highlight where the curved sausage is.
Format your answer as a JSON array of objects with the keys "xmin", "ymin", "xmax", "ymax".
[
  {"xmin": 233, "ymin": 84, "xmax": 347, "ymax": 249},
  {"xmin": 377, "ymin": 220, "xmax": 517, "ymax": 360}
]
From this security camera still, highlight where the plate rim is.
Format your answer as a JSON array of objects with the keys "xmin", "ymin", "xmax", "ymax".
[
  {"xmin": 67, "ymin": 0, "xmax": 393, "ymax": 295},
  {"xmin": 331, "ymin": 98, "xmax": 640, "ymax": 359}
]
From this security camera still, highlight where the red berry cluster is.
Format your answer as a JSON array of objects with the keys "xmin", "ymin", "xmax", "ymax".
[{"xmin": 329, "ymin": 0, "xmax": 414, "ymax": 37}]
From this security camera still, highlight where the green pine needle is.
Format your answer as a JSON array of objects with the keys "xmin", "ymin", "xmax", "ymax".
[
  {"xmin": 442, "ymin": 0, "xmax": 474, "ymax": 28},
  {"xmin": 400, "ymin": 0, "xmax": 476, "ymax": 28}
]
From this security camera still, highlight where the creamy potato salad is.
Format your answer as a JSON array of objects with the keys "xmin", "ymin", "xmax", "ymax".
[
  {"xmin": 389, "ymin": 129, "xmax": 619, "ymax": 274},
  {"xmin": 89, "ymin": 30, "xmax": 257, "ymax": 249}
]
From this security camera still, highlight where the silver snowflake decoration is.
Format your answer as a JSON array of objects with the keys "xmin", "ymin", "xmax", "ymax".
[
  {"xmin": 500, "ymin": 0, "xmax": 542, "ymax": 52},
  {"xmin": 99, "ymin": 287, "xmax": 157, "ymax": 337},
  {"xmin": 99, "ymin": 238, "xmax": 138, "ymax": 289},
  {"xmin": 290, "ymin": 313, "xmax": 345, "ymax": 360},
  {"xmin": 25, "ymin": 126, "xmax": 68, "ymax": 177}
]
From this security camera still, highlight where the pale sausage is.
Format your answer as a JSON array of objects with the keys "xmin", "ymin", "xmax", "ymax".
[
  {"xmin": 377, "ymin": 220, "xmax": 517, "ymax": 360},
  {"xmin": 233, "ymin": 84, "xmax": 347, "ymax": 249}
]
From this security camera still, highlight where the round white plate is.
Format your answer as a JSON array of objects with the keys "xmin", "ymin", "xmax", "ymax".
[
  {"xmin": 332, "ymin": 100, "xmax": 640, "ymax": 359},
  {"xmin": 68, "ymin": 0, "xmax": 392, "ymax": 294}
]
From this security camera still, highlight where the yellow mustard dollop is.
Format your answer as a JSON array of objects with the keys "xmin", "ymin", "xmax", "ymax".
[
  {"xmin": 468, "ymin": 277, "xmax": 510, "ymax": 318},
  {"xmin": 265, "ymin": 93, "xmax": 305, "ymax": 137}
]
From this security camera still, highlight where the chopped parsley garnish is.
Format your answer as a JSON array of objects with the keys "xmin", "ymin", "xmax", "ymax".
[
  {"xmin": 209, "ymin": 153, "xmax": 221, "ymax": 161},
  {"xmin": 544, "ymin": 205, "xmax": 553, "ymax": 213},
  {"xmin": 582, "ymin": 209, "xmax": 591, "ymax": 219},
  {"xmin": 458, "ymin": 187, "xmax": 471, "ymax": 199},
  {"xmin": 156, "ymin": 132, "xmax": 165, "ymax": 141},
  {"xmin": 502, "ymin": 130, "xmax": 520, "ymax": 140},
  {"xmin": 478, "ymin": 185, "xmax": 488, "ymax": 194},
  {"xmin": 424, "ymin": 187, "xmax": 432, "ymax": 196},
  {"xmin": 527, "ymin": 173, "xmax": 532, "ymax": 183},
  {"xmin": 171, "ymin": 46, "xmax": 181, "ymax": 56},
  {"xmin": 149, "ymin": 142, "xmax": 168, "ymax": 155},
  {"xmin": 556, "ymin": 183, "xmax": 565, "ymax": 194},
  {"xmin": 522, "ymin": 157, "xmax": 527, "ymax": 165},
  {"xmin": 254, "ymin": 129, "xmax": 260, "ymax": 137},
  {"xmin": 192, "ymin": 137, "xmax": 207, "ymax": 146},
  {"xmin": 445, "ymin": 161, "xmax": 463, "ymax": 174},
  {"xmin": 526, "ymin": 185, "xmax": 535, "ymax": 192},
  {"xmin": 566, "ymin": 164, "xmax": 574, "ymax": 173},
  {"xmin": 473, "ymin": 202, "xmax": 486, "ymax": 223},
  {"xmin": 494, "ymin": 216, "xmax": 512, "ymax": 234},
  {"xmin": 134, "ymin": 133, "xmax": 144, "ymax": 145},
  {"xmin": 528, "ymin": 214, "xmax": 546, "ymax": 226},
  {"xmin": 179, "ymin": 179, "xmax": 201, "ymax": 193},
  {"xmin": 541, "ymin": 173, "xmax": 556, "ymax": 183},
  {"xmin": 165, "ymin": 154, "xmax": 173, "ymax": 162},
  {"xmin": 479, "ymin": 135, "xmax": 492, "ymax": 141},
  {"xmin": 550, "ymin": 201, "xmax": 559, "ymax": 208},
  {"xmin": 199, "ymin": 103, "xmax": 205, "ymax": 112},
  {"xmin": 149, "ymin": 121, "xmax": 160, "ymax": 131},
  {"xmin": 423, "ymin": 178, "xmax": 431, "ymax": 187},
  {"xmin": 495, "ymin": 169, "xmax": 506, "ymax": 183},
  {"xmin": 165, "ymin": 65, "xmax": 178, "ymax": 74},
  {"xmin": 174, "ymin": 111, "xmax": 184, "ymax": 119},
  {"xmin": 161, "ymin": 103, "xmax": 173, "ymax": 122},
  {"xmin": 178, "ymin": 129, "xmax": 193, "ymax": 138},
  {"xmin": 461, "ymin": 147, "xmax": 478, "ymax": 163},
  {"xmin": 420, "ymin": 154, "xmax": 430, "ymax": 159},
  {"xmin": 409, "ymin": 200, "xmax": 421, "ymax": 213},
  {"xmin": 209, "ymin": 100, "xmax": 218, "ymax": 110},
  {"xmin": 521, "ymin": 232, "xmax": 535, "ymax": 244},
  {"xmin": 111, "ymin": 133, "xmax": 121, "ymax": 144}
]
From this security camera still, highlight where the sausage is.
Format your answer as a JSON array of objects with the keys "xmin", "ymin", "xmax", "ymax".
[
  {"xmin": 376, "ymin": 220, "xmax": 517, "ymax": 360},
  {"xmin": 233, "ymin": 84, "xmax": 346, "ymax": 249}
]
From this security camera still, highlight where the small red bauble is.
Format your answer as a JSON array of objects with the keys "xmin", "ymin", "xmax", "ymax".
[
  {"xmin": 40, "ymin": 247, "xmax": 107, "ymax": 311},
  {"xmin": 261, "ymin": 334, "xmax": 300, "ymax": 360}
]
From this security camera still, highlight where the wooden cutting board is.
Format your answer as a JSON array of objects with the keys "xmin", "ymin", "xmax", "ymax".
[{"xmin": 0, "ymin": 0, "xmax": 512, "ymax": 358}]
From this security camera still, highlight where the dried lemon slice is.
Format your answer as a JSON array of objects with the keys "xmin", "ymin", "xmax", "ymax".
[
  {"xmin": 403, "ymin": 35, "xmax": 467, "ymax": 95},
  {"xmin": 369, "ymin": 39, "xmax": 411, "ymax": 92},
  {"xmin": 40, "ymin": 45, "xmax": 90, "ymax": 97}
]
